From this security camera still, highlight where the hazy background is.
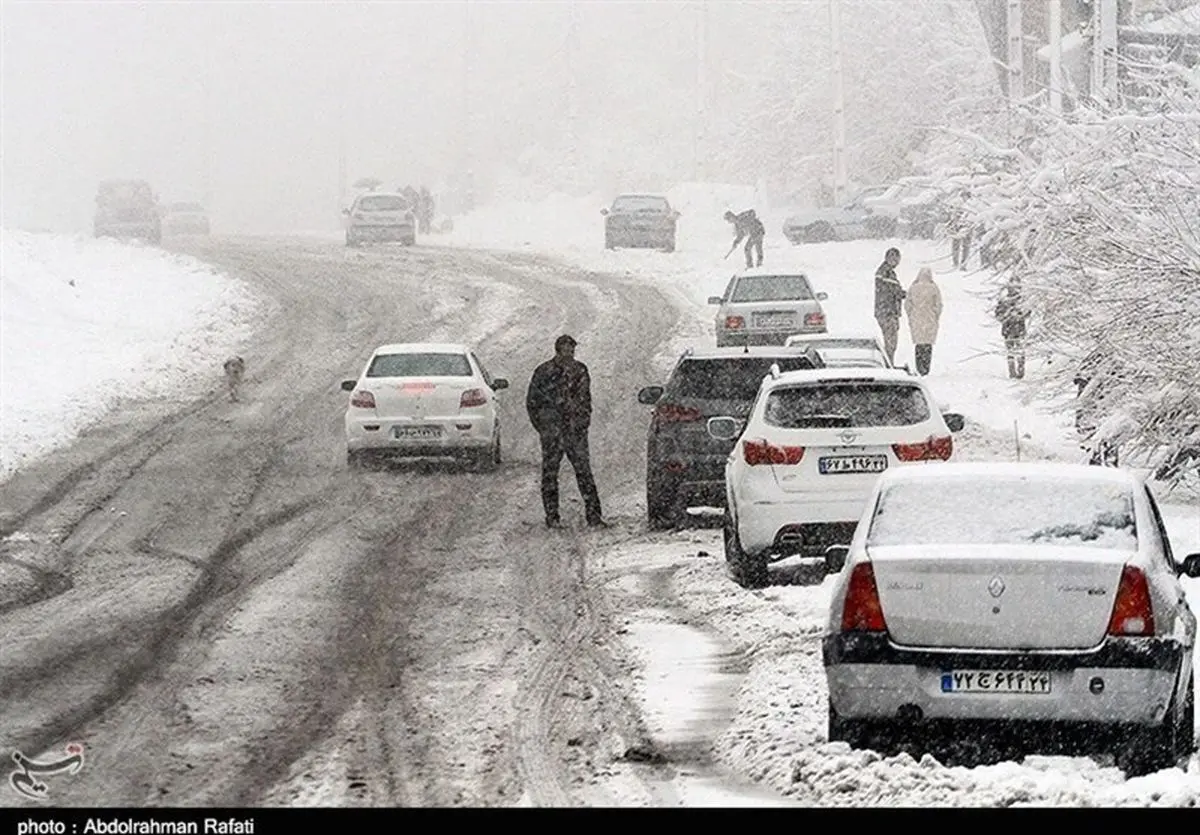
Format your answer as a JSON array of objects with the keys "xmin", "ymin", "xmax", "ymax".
[{"xmin": 2, "ymin": 1, "xmax": 998, "ymax": 235}]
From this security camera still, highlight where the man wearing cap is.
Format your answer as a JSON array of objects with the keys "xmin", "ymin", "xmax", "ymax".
[{"xmin": 525, "ymin": 334, "xmax": 607, "ymax": 529}]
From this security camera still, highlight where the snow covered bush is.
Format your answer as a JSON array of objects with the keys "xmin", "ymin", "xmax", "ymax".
[{"xmin": 919, "ymin": 56, "xmax": 1200, "ymax": 481}]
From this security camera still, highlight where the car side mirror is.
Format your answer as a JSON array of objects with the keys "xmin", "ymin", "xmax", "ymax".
[
  {"xmin": 638, "ymin": 385, "xmax": 664, "ymax": 405},
  {"xmin": 706, "ymin": 416, "xmax": 741, "ymax": 441},
  {"xmin": 600, "ymin": 208, "xmax": 609, "ymax": 216},
  {"xmin": 824, "ymin": 544, "xmax": 850, "ymax": 574},
  {"xmin": 707, "ymin": 296, "xmax": 724, "ymax": 305},
  {"xmin": 340, "ymin": 379, "xmax": 356, "ymax": 392},
  {"xmin": 943, "ymin": 412, "xmax": 965, "ymax": 433},
  {"xmin": 1180, "ymin": 553, "xmax": 1200, "ymax": 578},
  {"xmin": 491, "ymin": 378, "xmax": 509, "ymax": 390},
  {"xmin": 816, "ymin": 291, "xmax": 828, "ymax": 301}
]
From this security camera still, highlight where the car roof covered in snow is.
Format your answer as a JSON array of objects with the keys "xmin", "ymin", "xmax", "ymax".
[
  {"xmin": 784, "ymin": 331, "xmax": 880, "ymax": 344},
  {"xmin": 732, "ymin": 266, "xmax": 811, "ymax": 279},
  {"xmin": 874, "ymin": 461, "xmax": 1145, "ymax": 488},
  {"xmin": 371, "ymin": 342, "xmax": 470, "ymax": 356},
  {"xmin": 679, "ymin": 345, "xmax": 823, "ymax": 361},
  {"xmin": 767, "ymin": 366, "xmax": 918, "ymax": 386}
]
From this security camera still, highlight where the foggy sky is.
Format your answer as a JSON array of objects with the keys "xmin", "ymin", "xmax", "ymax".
[{"xmin": 2, "ymin": 1, "xmax": 994, "ymax": 235}]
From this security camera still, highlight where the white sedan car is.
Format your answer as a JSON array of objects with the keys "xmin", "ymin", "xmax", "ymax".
[
  {"xmin": 341, "ymin": 342, "xmax": 507, "ymax": 470},
  {"xmin": 783, "ymin": 331, "xmax": 894, "ymax": 369},
  {"xmin": 713, "ymin": 366, "xmax": 963, "ymax": 588},
  {"xmin": 823, "ymin": 462, "xmax": 1200, "ymax": 778}
]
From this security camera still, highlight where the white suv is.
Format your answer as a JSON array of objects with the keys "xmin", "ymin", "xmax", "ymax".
[{"xmin": 712, "ymin": 366, "xmax": 964, "ymax": 588}]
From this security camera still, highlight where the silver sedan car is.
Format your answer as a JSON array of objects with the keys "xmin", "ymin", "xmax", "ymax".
[
  {"xmin": 823, "ymin": 461, "xmax": 1200, "ymax": 777},
  {"xmin": 709, "ymin": 268, "xmax": 829, "ymax": 347}
]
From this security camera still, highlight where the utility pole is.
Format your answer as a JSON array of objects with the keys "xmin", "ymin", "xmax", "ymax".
[
  {"xmin": 1048, "ymin": 0, "xmax": 1063, "ymax": 114},
  {"xmin": 1090, "ymin": 0, "xmax": 1119, "ymax": 105},
  {"xmin": 694, "ymin": 0, "xmax": 708, "ymax": 181},
  {"xmin": 1006, "ymin": 0, "xmax": 1024, "ymax": 103},
  {"xmin": 829, "ymin": 0, "xmax": 847, "ymax": 206}
]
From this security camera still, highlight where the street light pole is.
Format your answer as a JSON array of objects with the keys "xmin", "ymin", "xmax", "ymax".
[
  {"xmin": 830, "ymin": 0, "xmax": 847, "ymax": 206},
  {"xmin": 1048, "ymin": 0, "xmax": 1063, "ymax": 114}
]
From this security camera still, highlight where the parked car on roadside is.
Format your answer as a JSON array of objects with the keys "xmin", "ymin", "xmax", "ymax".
[
  {"xmin": 637, "ymin": 345, "xmax": 825, "ymax": 530},
  {"xmin": 822, "ymin": 461, "xmax": 1200, "ymax": 778},
  {"xmin": 602, "ymin": 193, "xmax": 680, "ymax": 252},
  {"xmin": 710, "ymin": 268, "xmax": 828, "ymax": 347},
  {"xmin": 340, "ymin": 342, "xmax": 507, "ymax": 471},
  {"xmin": 162, "ymin": 201, "xmax": 210, "ymax": 236},
  {"xmin": 713, "ymin": 366, "xmax": 964, "ymax": 588},
  {"xmin": 93, "ymin": 179, "xmax": 161, "ymax": 244},
  {"xmin": 343, "ymin": 192, "xmax": 417, "ymax": 247},
  {"xmin": 782, "ymin": 187, "xmax": 898, "ymax": 244}
]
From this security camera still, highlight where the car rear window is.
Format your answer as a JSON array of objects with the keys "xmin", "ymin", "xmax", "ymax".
[
  {"xmin": 866, "ymin": 477, "xmax": 1137, "ymax": 549},
  {"xmin": 730, "ymin": 275, "xmax": 814, "ymax": 302},
  {"xmin": 367, "ymin": 352, "xmax": 472, "ymax": 377},
  {"xmin": 764, "ymin": 382, "xmax": 930, "ymax": 428},
  {"xmin": 358, "ymin": 195, "xmax": 408, "ymax": 211},
  {"xmin": 670, "ymin": 356, "xmax": 818, "ymax": 401}
]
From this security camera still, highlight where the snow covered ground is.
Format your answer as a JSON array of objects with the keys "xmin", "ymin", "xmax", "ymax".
[{"xmin": 2, "ymin": 181, "xmax": 1198, "ymax": 804}]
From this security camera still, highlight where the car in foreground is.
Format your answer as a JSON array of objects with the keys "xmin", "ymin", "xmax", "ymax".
[
  {"xmin": 822, "ymin": 462, "xmax": 1200, "ymax": 777},
  {"xmin": 783, "ymin": 332, "xmax": 893, "ymax": 369},
  {"xmin": 340, "ymin": 342, "xmax": 507, "ymax": 470},
  {"xmin": 714, "ymin": 366, "xmax": 963, "ymax": 588},
  {"xmin": 343, "ymin": 192, "xmax": 417, "ymax": 247},
  {"xmin": 782, "ymin": 187, "xmax": 897, "ymax": 244},
  {"xmin": 93, "ymin": 179, "xmax": 161, "ymax": 244},
  {"xmin": 710, "ymin": 268, "xmax": 828, "ymax": 347},
  {"xmin": 601, "ymin": 193, "xmax": 680, "ymax": 251},
  {"xmin": 637, "ymin": 345, "xmax": 825, "ymax": 530},
  {"xmin": 162, "ymin": 201, "xmax": 211, "ymax": 236}
]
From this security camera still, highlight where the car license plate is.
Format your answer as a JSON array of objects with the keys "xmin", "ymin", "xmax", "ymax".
[
  {"xmin": 818, "ymin": 455, "xmax": 888, "ymax": 474},
  {"xmin": 940, "ymin": 670, "xmax": 1052, "ymax": 695},
  {"xmin": 753, "ymin": 312, "xmax": 796, "ymax": 328},
  {"xmin": 392, "ymin": 425, "xmax": 442, "ymax": 440}
]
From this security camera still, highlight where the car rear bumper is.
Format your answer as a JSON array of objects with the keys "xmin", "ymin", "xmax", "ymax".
[
  {"xmin": 824, "ymin": 633, "xmax": 1184, "ymax": 725},
  {"xmin": 606, "ymin": 228, "xmax": 673, "ymax": 247},
  {"xmin": 346, "ymin": 415, "xmax": 494, "ymax": 453},
  {"xmin": 348, "ymin": 224, "xmax": 415, "ymax": 241},
  {"xmin": 737, "ymin": 493, "xmax": 869, "ymax": 554}
]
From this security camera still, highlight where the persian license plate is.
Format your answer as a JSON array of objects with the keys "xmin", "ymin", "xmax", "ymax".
[
  {"xmin": 753, "ymin": 312, "xmax": 796, "ymax": 328},
  {"xmin": 940, "ymin": 670, "xmax": 1052, "ymax": 695},
  {"xmin": 392, "ymin": 425, "xmax": 442, "ymax": 440},
  {"xmin": 818, "ymin": 455, "xmax": 888, "ymax": 474}
]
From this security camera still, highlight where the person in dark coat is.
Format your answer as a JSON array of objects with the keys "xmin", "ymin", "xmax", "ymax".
[
  {"xmin": 416, "ymin": 185, "xmax": 434, "ymax": 234},
  {"xmin": 993, "ymin": 279, "xmax": 1030, "ymax": 379},
  {"xmin": 724, "ymin": 209, "xmax": 765, "ymax": 268},
  {"xmin": 873, "ymin": 247, "xmax": 905, "ymax": 367},
  {"xmin": 526, "ymin": 334, "xmax": 607, "ymax": 529}
]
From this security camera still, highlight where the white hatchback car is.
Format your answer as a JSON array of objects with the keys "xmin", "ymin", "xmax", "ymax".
[
  {"xmin": 822, "ymin": 462, "xmax": 1200, "ymax": 777},
  {"xmin": 712, "ymin": 367, "xmax": 963, "ymax": 588},
  {"xmin": 341, "ymin": 342, "xmax": 508, "ymax": 470}
]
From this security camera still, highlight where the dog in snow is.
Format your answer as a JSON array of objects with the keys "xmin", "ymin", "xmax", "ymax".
[{"xmin": 223, "ymin": 356, "xmax": 245, "ymax": 402}]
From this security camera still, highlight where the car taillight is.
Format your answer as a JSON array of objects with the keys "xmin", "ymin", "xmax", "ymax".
[
  {"xmin": 841, "ymin": 562, "xmax": 888, "ymax": 633},
  {"xmin": 653, "ymin": 404, "xmax": 703, "ymax": 424},
  {"xmin": 742, "ymin": 438, "xmax": 804, "ymax": 466},
  {"xmin": 892, "ymin": 436, "xmax": 953, "ymax": 461},
  {"xmin": 1107, "ymin": 565, "xmax": 1155, "ymax": 637},
  {"xmin": 804, "ymin": 312, "xmax": 825, "ymax": 327},
  {"xmin": 460, "ymin": 388, "xmax": 488, "ymax": 408},
  {"xmin": 725, "ymin": 315, "xmax": 745, "ymax": 329},
  {"xmin": 350, "ymin": 390, "xmax": 376, "ymax": 409}
]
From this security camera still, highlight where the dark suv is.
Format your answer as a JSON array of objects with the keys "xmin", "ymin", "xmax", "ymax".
[{"xmin": 637, "ymin": 345, "xmax": 824, "ymax": 529}]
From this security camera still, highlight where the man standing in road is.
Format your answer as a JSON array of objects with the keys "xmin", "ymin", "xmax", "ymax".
[
  {"xmin": 724, "ymin": 209, "xmax": 765, "ymax": 268},
  {"xmin": 526, "ymin": 334, "xmax": 608, "ymax": 529},
  {"xmin": 874, "ymin": 247, "xmax": 906, "ymax": 367}
]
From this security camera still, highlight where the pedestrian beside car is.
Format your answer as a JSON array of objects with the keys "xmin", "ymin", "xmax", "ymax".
[
  {"xmin": 873, "ymin": 247, "xmax": 906, "ymax": 367},
  {"xmin": 994, "ymin": 279, "xmax": 1030, "ymax": 379},
  {"xmin": 903, "ymin": 267, "xmax": 943, "ymax": 376},
  {"xmin": 525, "ymin": 334, "xmax": 608, "ymax": 529},
  {"xmin": 724, "ymin": 209, "xmax": 765, "ymax": 268}
]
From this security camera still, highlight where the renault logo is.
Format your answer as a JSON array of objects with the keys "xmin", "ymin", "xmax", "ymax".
[
  {"xmin": 838, "ymin": 429, "xmax": 859, "ymax": 444},
  {"xmin": 988, "ymin": 576, "xmax": 1006, "ymax": 598}
]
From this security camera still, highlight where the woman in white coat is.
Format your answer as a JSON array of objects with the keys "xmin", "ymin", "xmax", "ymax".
[{"xmin": 903, "ymin": 267, "xmax": 943, "ymax": 376}]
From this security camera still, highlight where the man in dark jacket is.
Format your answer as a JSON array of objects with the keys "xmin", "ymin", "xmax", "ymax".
[
  {"xmin": 724, "ymin": 209, "xmax": 765, "ymax": 268},
  {"xmin": 526, "ymin": 334, "xmax": 606, "ymax": 529},
  {"xmin": 873, "ymin": 248, "xmax": 905, "ymax": 366},
  {"xmin": 994, "ymin": 279, "xmax": 1030, "ymax": 379}
]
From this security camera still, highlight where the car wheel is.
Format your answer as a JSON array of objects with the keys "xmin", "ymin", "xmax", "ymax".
[
  {"xmin": 805, "ymin": 222, "xmax": 836, "ymax": 243},
  {"xmin": 827, "ymin": 705, "xmax": 868, "ymax": 747},
  {"xmin": 661, "ymin": 234, "xmax": 676, "ymax": 253},
  {"xmin": 1115, "ymin": 670, "xmax": 1191, "ymax": 777},
  {"xmin": 724, "ymin": 512, "xmax": 768, "ymax": 589},
  {"xmin": 345, "ymin": 234, "xmax": 357, "ymax": 248},
  {"xmin": 605, "ymin": 233, "xmax": 616, "ymax": 250},
  {"xmin": 347, "ymin": 450, "xmax": 368, "ymax": 469},
  {"xmin": 646, "ymin": 475, "xmax": 678, "ymax": 530}
]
